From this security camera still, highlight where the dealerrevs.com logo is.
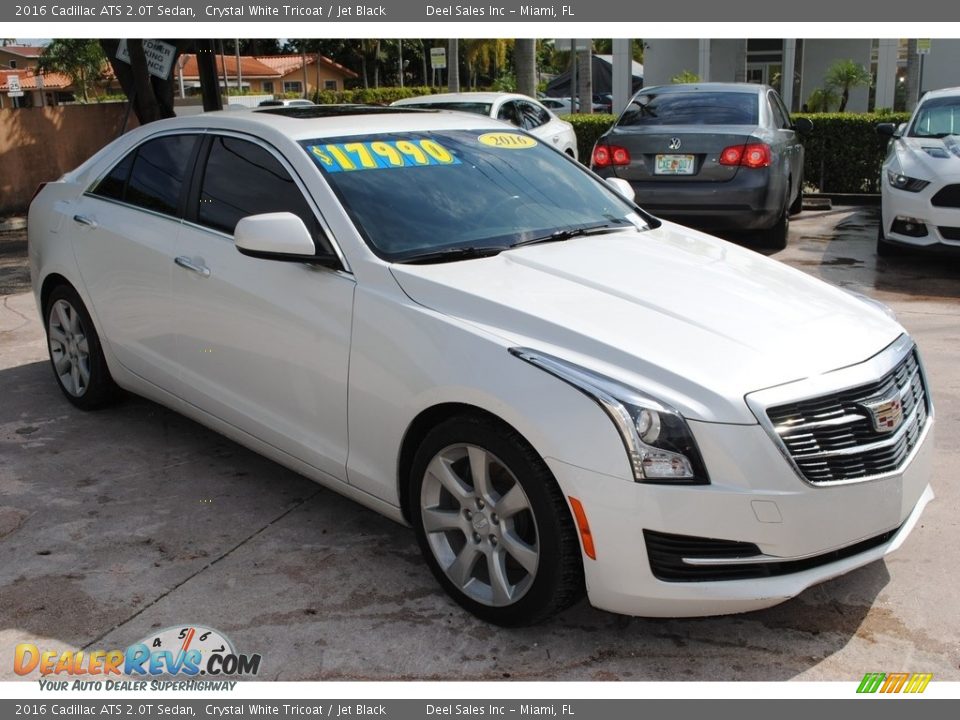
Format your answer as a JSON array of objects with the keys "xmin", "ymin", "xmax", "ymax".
[
  {"xmin": 857, "ymin": 672, "xmax": 933, "ymax": 694},
  {"xmin": 15, "ymin": 625, "xmax": 261, "ymax": 690}
]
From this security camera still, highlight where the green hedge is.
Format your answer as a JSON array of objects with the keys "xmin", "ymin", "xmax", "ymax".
[
  {"xmin": 563, "ymin": 111, "xmax": 912, "ymax": 192},
  {"xmin": 793, "ymin": 112, "xmax": 909, "ymax": 193},
  {"xmin": 311, "ymin": 86, "xmax": 465, "ymax": 105},
  {"xmin": 561, "ymin": 114, "xmax": 617, "ymax": 162}
]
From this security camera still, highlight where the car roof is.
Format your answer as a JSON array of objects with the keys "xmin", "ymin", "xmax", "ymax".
[
  {"xmin": 639, "ymin": 83, "xmax": 767, "ymax": 95},
  {"xmin": 919, "ymin": 86, "xmax": 960, "ymax": 101},
  {"xmin": 393, "ymin": 92, "xmax": 530, "ymax": 105},
  {"xmin": 122, "ymin": 105, "xmax": 512, "ymax": 144}
]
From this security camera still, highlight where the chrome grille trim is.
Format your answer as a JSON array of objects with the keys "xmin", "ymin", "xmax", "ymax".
[{"xmin": 745, "ymin": 335, "xmax": 934, "ymax": 487}]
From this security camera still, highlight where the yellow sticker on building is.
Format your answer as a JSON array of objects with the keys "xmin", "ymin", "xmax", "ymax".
[{"xmin": 478, "ymin": 132, "xmax": 538, "ymax": 149}]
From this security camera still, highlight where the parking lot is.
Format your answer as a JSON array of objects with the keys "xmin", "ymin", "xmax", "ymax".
[{"xmin": 1, "ymin": 206, "xmax": 958, "ymax": 682}]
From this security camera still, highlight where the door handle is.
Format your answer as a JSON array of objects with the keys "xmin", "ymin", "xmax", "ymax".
[
  {"xmin": 174, "ymin": 256, "xmax": 211, "ymax": 278},
  {"xmin": 72, "ymin": 214, "xmax": 97, "ymax": 228}
]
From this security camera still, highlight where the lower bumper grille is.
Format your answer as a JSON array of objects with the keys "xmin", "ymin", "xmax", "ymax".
[
  {"xmin": 765, "ymin": 349, "xmax": 929, "ymax": 484},
  {"xmin": 644, "ymin": 528, "xmax": 899, "ymax": 582},
  {"xmin": 938, "ymin": 226, "xmax": 960, "ymax": 241}
]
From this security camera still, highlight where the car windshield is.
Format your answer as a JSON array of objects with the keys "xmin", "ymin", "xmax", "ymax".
[
  {"xmin": 398, "ymin": 102, "xmax": 493, "ymax": 116},
  {"xmin": 908, "ymin": 96, "xmax": 960, "ymax": 137},
  {"xmin": 618, "ymin": 91, "xmax": 759, "ymax": 126},
  {"xmin": 300, "ymin": 129, "xmax": 643, "ymax": 261}
]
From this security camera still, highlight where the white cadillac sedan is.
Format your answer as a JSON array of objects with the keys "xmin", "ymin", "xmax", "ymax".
[
  {"xmin": 878, "ymin": 86, "xmax": 960, "ymax": 256},
  {"xmin": 29, "ymin": 106, "xmax": 934, "ymax": 626},
  {"xmin": 391, "ymin": 92, "xmax": 579, "ymax": 160}
]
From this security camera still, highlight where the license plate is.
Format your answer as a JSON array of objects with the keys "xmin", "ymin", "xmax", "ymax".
[{"xmin": 655, "ymin": 154, "xmax": 696, "ymax": 175}]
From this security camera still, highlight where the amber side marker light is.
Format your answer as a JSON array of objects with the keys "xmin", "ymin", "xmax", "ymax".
[{"xmin": 568, "ymin": 496, "xmax": 596, "ymax": 560}]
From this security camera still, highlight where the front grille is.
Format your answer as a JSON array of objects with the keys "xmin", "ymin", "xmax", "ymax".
[
  {"xmin": 931, "ymin": 184, "xmax": 960, "ymax": 208},
  {"xmin": 766, "ymin": 350, "xmax": 929, "ymax": 484},
  {"xmin": 938, "ymin": 226, "xmax": 960, "ymax": 240},
  {"xmin": 644, "ymin": 528, "xmax": 899, "ymax": 582}
]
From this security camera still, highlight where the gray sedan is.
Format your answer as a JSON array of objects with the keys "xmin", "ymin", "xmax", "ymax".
[{"xmin": 591, "ymin": 83, "xmax": 811, "ymax": 249}]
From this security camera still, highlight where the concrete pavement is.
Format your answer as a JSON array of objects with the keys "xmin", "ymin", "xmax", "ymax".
[{"xmin": 1, "ymin": 209, "xmax": 957, "ymax": 681}]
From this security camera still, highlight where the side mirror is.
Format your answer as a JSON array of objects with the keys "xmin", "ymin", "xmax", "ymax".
[
  {"xmin": 793, "ymin": 117, "xmax": 814, "ymax": 134},
  {"xmin": 606, "ymin": 177, "xmax": 635, "ymax": 202},
  {"xmin": 235, "ymin": 212, "xmax": 338, "ymax": 267},
  {"xmin": 876, "ymin": 122, "xmax": 898, "ymax": 138}
]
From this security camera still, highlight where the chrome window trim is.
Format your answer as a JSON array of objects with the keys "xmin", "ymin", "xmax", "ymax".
[
  {"xmin": 80, "ymin": 193, "xmax": 186, "ymax": 227},
  {"xmin": 745, "ymin": 334, "xmax": 935, "ymax": 488}
]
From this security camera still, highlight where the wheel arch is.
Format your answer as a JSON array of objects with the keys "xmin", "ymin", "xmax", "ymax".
[
  {"xmin": 40, "ymin": 272, "xmax": 75, "ymax": 320},
  {"xmin": 397, "ymin": 402, "xmax": 556, "ymax": 526}
]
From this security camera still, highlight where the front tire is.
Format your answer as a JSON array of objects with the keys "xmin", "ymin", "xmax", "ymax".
[
  {"xmin": 410, "ymin": 415, "xmax": 584, "ymax": 626},
  {"xmin": 45, "ymin": 285, "xmax": 119, "ymax": 409}
]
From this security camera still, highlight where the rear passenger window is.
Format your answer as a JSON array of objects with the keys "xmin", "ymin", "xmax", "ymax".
[
  {"xmin": 125, "ymin": 135, "xmax": 196, "ymax": 216},
  {"xmin": 92, "ymin": 152, "xmax": 134, "ymax": 201},
  {"xmin": 197, "ymin": 136, "xmax": 320, "ymax": 241}
]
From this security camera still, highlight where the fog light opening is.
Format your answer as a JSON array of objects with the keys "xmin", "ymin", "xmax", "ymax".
[{"xmin": 891, "ymin": 216, "xmax": 929, "ymax": 237}]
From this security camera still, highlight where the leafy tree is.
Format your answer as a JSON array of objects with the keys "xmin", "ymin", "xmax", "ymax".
[
  {"xmin": 37, "ymin": 39, "xmax": 107, "ymax": 102},
  {"xmin": 671, "ymin": 70, "xmax": 700, "ymax": 84},
  {"xmin": 824, "ymin": 59, "xmax": 873, "ymax": 112}
]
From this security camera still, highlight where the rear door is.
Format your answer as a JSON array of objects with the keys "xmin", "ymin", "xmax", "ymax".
[
  {"xmin": 607, "ymin": 90, "xmax": 761, "ymax": 183},
  {"xmin": 173, "ymin": 133, "xmax": 355, "ymax": 482},
  {"xmin": 71, "ymin": 132, "xmax": 200, "ymax": 388},
  {"xmin": 768, "ymin": 89, "xmax": 804, "ymax": 192}
]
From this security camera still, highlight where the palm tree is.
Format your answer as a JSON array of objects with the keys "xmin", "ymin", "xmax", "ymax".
[
  {"xmin": 462, "ymin": 39, "xmax": 509, "ymax": 88},
  {"xmin": 824, "ymin": 59, "xmax": 873, "ymax": 112},
  {"xmin": 806, "ymin": 86, "xmax": 840, "ymax": 112},
  {"xmin": 514, "ymin": 39, "xmax": 537, "ymax": 97},
  {"xmin": 448, "ymin": 39, "xmax": 459, "ymax": 92}
]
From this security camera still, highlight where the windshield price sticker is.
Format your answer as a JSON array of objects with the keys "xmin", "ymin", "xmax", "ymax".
[
  {"xmin": 478, "ymin": 132, "xmax": 538, "ymax": 149},
  {"xmin": 308, "ymin": 139, "xmax": 460, "ymax": 173}
]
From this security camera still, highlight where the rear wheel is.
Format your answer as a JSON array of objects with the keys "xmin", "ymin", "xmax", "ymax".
[
  {"xmin": 757, "ymin": 204, "xmax": 790, "ymax": 251},
  {"xmin": 410, "ymin": 415, "xmax": 584, "ymax": 626},
  {"xmin": 45, "ymin": 285, "xmax": 119, "ymax": 409}
]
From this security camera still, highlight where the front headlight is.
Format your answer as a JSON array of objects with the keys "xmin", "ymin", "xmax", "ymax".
[
  {"xmin": 509, "ymin": 348, "xmax": 709, "ymax": 485},
  {"xmin": 886, "ymin": 170, "xmax": 929, "ymax": 192}
]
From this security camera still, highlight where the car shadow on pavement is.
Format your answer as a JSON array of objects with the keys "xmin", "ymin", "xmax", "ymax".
[{"xmin": 1, "ymin": 358, "xmax": 903, "ymax": 682}]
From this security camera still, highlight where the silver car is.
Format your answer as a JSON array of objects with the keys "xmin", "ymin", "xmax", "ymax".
[{"xmin": 592, "ymin": 83, "xmax": 812, "ymax": 249}]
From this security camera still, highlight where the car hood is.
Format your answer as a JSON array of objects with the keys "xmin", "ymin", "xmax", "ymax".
[
  {"xmin": 896, "ymin": 135, "xmax": 960, "ymax": 177},
  {"xmin": 389, "ymin": 222, "xmax": 903, "ymax": 424}
]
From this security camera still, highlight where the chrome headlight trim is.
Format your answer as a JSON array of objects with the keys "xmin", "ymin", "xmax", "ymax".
[{"xmin": 509, "ymin": 347, "xmax": 709, "ymax": 484}]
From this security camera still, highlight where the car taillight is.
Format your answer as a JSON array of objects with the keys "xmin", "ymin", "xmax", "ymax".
[
  {"xmin": 30, "ymin": 182, "xmax": 48, "ymax": 203},
  {"xmin": 592, "ymin": 144, "xmax": 631, "ymax": 168},
  {"xmin": 718, "ymin": 143, "xmax": 771, "ymax": 169}
]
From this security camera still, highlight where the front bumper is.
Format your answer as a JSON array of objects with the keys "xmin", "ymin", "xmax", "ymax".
[
  {"xmin": 547, "ymin": 414, "xmax": 935, "ymax": 617},
  {"xmin": 881, "ymin": 177, "xmax": 960, "ymax": 250}
]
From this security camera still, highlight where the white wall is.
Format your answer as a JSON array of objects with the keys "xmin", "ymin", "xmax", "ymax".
[
  {"xmin": 643, "ymin": 39, "xmax": 698, "ymax": 86},
  {"xmin": 799, "ymin": 39, "xmax": 872, "ymax": 112},
  {"xmin": 919, "ymin": 39, "xmax": 960, "ymax": 95}
]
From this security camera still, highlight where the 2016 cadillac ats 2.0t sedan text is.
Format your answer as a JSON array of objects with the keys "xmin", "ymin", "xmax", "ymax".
[{"xmin": 29, "ymin": 105, "xmax": 934, "ymax": 626}]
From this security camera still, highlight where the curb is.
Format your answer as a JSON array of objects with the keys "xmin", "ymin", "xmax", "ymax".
[
  {"xmin": 805, "ymin": 193, "xmax": 880, "ymax": 207},
  {"xmin": 0, "ymin": 217, "xmax": 27, "ymax": 233}
]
